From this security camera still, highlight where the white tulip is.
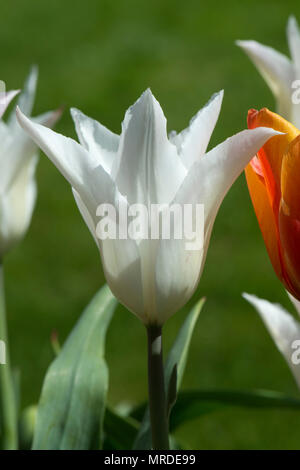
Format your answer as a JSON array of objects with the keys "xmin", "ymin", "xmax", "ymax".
[
  {"xmin": 243, "ymin": 292, "xmax": 300, "ymax": 389},
  {"xmin": 237, "ymin": 16, "xmax": 300, "ymax": 128},
  {"xmin": 17, "ymin": 89, "xmax": 279, "ymax": 325},
  {"xmin": 0, "ymin": 67, "xmax": 61, "ymax": 258}
]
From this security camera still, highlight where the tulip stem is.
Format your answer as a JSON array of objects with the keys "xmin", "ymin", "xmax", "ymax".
[
  {"xmin": 0, "ymin": 264, "xmax": 18, "ymax": 450},
  {"xmin": 147, "ymin": 325, "xmax": 169, "ymax": 450}
]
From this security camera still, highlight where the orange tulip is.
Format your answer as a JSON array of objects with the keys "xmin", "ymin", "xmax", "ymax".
[{"xmin": 245, "ymin": 107, "xmax": 300, "ymax": 299}]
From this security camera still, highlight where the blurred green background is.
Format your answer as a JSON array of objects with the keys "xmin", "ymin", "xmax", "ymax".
[{"xmin": 1, "ymin": 0, "xmax": 300, "ymax": 450}]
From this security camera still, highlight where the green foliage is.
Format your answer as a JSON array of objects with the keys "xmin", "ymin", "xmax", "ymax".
[
  {"xmin": 103, "ymin": 388, "xmax": 300, "ymax": 450},
  {"xmin": 170, "ymin": 389, "xmax": 300, "ymax": 431},
  {"xmin": 32, "ymin": 285, "xmax": 117, "ymax": 450},
  {"xmin": 3, "ymin": 0, "xmax": 300, "ymax": 449}
]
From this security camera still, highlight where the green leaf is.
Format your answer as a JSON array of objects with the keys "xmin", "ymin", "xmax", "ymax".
[
  {"xmin": 167, "ymin": 365, "xmax": 177, "ymax": 417},
  {"xmin": 164, "ymin": 298, "xmax": 205, "ymax": 394},
  {"xmin": 33, "ymin": 284, "xmax": 117, "ymax": 450},
  {"xmin": 103, "ymin": 407, "xmax": 139, "ymax": 450},
  {"xmin": 170, "ymin": 389, "xmax": 300, "ymax": 430},
  {"xmin": 133, "ymin": 298, "xmax": 205, "ymax": 450}
]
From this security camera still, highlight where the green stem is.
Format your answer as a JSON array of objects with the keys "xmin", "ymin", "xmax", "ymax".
[
  {"xmin": 0, "ymin": 264, "xmax": 18, "ymax": 450},
  {"xmin": 147, "ymin": 325, "xmax": 169, "ymax": 450}
]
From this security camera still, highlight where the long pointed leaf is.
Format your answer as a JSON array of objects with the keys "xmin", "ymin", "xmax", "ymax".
[
  {"xmin": 165, "ymin": 298, "xmax": 205, "ymax": 393},
  {"xmin": 171, "ymin": 389, "xmax": 300, "ymax": 430},
  {"xmin": 33, "ymin": 284, "xmax": 117, "ymax": 450}
]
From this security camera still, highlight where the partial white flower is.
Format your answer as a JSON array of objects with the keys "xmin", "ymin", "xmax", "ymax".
[
  {"xmin": 17, "ymin": 89, "xmax": 279, "ymax": 325},
  {"xmin": 236, "ymin": 16, "xmax": 300, "ymax": 128},
  {"xmin": 243, "ymin": 292, "xmax": 300, "ymax": 389},
  {"xmin": 0, "ymin": 66, "xmax": 61, "ymax": 258},
  {"xmin": 0, "ymin": 89, "xmax": 20, "ymax": 120}
]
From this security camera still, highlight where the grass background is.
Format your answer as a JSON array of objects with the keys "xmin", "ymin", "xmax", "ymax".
[{"xmin": 1, "ymin": 0, "xmax": 300, "ymax": 449}]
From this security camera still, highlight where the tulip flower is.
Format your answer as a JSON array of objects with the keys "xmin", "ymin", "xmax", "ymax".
[
  {"xmin": 245, "ymin": 107, "xmax": 300, "ymax": 300},
  {"xmin": 243, "ymin": 292, "xmax": 300, "ymax": 389},
  {"xmin": 0, "ymin": 67, "xmax": 61, "ymax": 258},
  {"xmin": 15, "ymin": 89, "xmax": 280, "ymax": 326},
  {"xmin": 16, "ymin": 88, "xmax": 279, "ymax": 450},
  {"xmin": 237, "ymin": 16, "xmax": 300, "ymax": 128},
  {"xmin": 0, "ymin": 67, "xmax": 61, "ymax": 450}
]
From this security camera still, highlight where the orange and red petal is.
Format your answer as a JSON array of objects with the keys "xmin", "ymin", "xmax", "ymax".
[
  {"xmin": 278, "ymin": 135, "xmax": 300, "ymax": 299},
  {"xmin": 279, "ymin": 210, "xmax": 300, "ymax": 299},
  {"xmin": 245, "ymin": 163, "xmax": 284, "ymax": 283},
  {"xmin": 248, "ymin": 108, "xmax": 299, "ymax": 214},
  {"xmin": 281, "ymin": 135, "xmax": 300, "ymax": 219}
]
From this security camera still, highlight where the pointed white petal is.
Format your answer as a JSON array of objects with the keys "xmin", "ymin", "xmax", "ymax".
[
  {"xmin": 71, "ymin": 108, "xmax": 119, "ymax": 153},
  {"xmin": 0, "ymin": 89, "xmax": 19, "ymax": 119},
  {"xmin": 71, "ymin": 108, "xmax": 119, "ymax": 174},
  {"xmin": 0, "ymin": 108, "xmax": 61, "ymax": 195},
  {"xmin": 169, "ymin": 91, "xmax": 224, "ymax": 169},
  {"xmin": 0, "ymin": 155, "xmax": 37, "ymax": 256},
  {"xmin": 243, "ymin": 293, "xmax": 300, "ymax": 389},
  {"xmin": 0, "ymin": 71, "xmax": 61, "ymax": 195},
  {"xmin": 287, "ymin": 16, "xmax": 300, "ymax": 71},
  {"xmin": 111, "ymin": 89, "xmax": 186, "ymax": 205},
  {"xmin": 17, "ymin": 106, "xmax": 134, "ymax": 245},
  {"xmin": 174, "ymin": 127, "xmax": 281, "ymax": 223},
  {"xmin": 16, "ymin": 107, "xmax": 98, "ymax": 202},
  {"xmin": 0, "ymin": 91, "xmax": 20, "ymax": 158},
  {"xmin": 236, "ymin": 40, "xmax": 294, "ymax": 117},
  {"xmin": 8, "ymin": 65, "xmax": 38, "ymax": 127}
]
